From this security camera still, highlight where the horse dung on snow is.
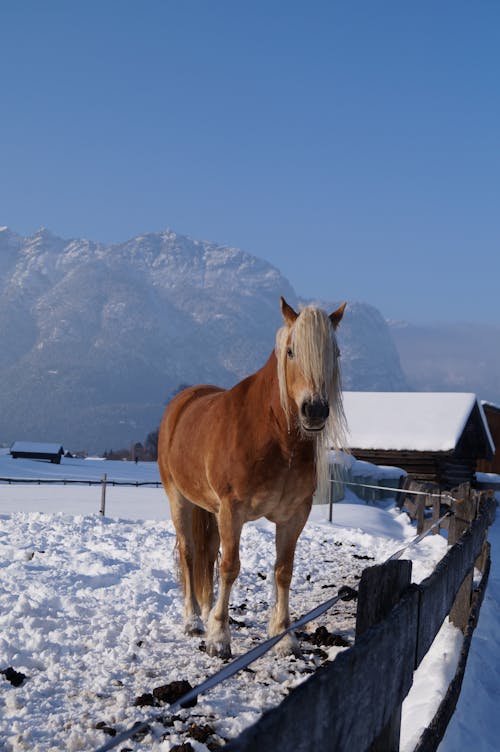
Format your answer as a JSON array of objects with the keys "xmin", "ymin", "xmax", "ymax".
[{"xmin": 158, "ymin": 296, "xmax": 347, "ymax": 659}]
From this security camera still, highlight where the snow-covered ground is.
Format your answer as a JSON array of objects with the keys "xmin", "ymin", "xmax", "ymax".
[{"xmin": 0, "ymin": 453, "xmax": 498, "ymax": 751}]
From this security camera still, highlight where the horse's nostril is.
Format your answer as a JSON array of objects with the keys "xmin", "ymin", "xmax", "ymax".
[{"xmin": 302, "ymin": 399, "xmax": 329, "ymax": 421}]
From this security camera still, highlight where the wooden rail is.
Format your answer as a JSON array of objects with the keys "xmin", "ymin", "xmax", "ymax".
[{"xmin": 225, "ymin": 488, "xmax": 496, "ymax": 752}]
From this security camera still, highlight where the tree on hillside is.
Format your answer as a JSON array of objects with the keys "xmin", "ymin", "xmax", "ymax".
[
  {"xmin": 144, "ymin": 429, "xmax": 159, "ymax": 461},
  {"xmin": 144, "ymin": 384, "xmax": 192, "ymax": 461},
  {"xmin": 165, "ymin": 382, "xmax": 192, "ymax": 404}
]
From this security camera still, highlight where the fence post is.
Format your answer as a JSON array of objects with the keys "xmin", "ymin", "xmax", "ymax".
[
  {"xmin": 449, "ymin": 483, "xmax": 475, "ymax": 631},
  {"xmin": 356, "ymin": 558, "xmax": 413, "ymax": 752},
  {"xmin": 416, "ymin": 494, "xmax": 425, "ymax": 534},
  {"xmin": 474, "ymin": 490, "xmax": 495, "ymax": 573},
  {"xmin": 328, "ymin": 463, "xmax": 333, "ymax": 522},
  {"xmin": 100, "ymin": 473, "xmax": 107, "ymax": 516},
  {"xmin": 431, "ymin": 493, "xmax": 440, "ymax": 534}
]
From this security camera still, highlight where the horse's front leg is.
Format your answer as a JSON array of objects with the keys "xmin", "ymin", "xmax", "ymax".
[
  {"xmin": 269, "ymin": 501, "xmax": 311, "ymax": 656},
  {"xmin": 206, "ymin": 504, "xmax": 243, "ymax": 659}
]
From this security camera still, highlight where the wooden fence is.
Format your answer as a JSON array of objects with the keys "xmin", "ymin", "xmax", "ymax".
[{"xmin": 225, "ymin": 485, "xmax": 497, "ymax": 752}]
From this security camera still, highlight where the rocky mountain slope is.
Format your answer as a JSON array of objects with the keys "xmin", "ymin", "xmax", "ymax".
[{"xmin": 0, "ymin": 226, "xmax": 408, "ymax": 452}]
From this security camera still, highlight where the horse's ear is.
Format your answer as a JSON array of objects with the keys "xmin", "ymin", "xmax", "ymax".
[
  {"xmin": 280, "ymin": 296, "xmax": 298, "ymax": 326},
  {"xmin": 330, "ymin": 302, "xmax": 347, "ymax": 329}
]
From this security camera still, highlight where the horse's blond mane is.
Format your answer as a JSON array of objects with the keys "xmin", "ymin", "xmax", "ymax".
[{"xmin": 275, "ymin": 305, "xmax": 347, "ymax": 501}]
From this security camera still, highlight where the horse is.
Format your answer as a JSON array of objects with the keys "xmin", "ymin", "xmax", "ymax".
[{"xmin": 158, "ymin": 296, "xmax": 347, "ymax": 659}]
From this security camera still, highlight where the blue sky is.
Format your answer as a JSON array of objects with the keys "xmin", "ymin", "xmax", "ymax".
[{"xmin": 1, "ymin": 1, "xmax": 498, "ymax": 324}]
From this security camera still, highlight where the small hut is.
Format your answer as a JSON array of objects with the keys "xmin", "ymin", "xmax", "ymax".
[
  {"xmin": 10, "ymin": 442, "xmax": 65, "ymax": 464},
  {"xmin": 476, "ymin": 401, "xmax": 500, "ymax": 474},
  {"xmin": 343, "ymin": 392, "xmax": 494, "ymax": 489}
]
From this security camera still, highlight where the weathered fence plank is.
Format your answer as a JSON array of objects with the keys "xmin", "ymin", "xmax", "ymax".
[
  {"xmin": 415, "ymin": 500, "xmax": 492, "ymax": 666},
  {"xmin": 355, "ymin": 559, "xmax": 412, "ymax": 638},
  {"xmin": 225, "ymin": 588, "xmax": 419, "ymax": 752},
  {"xmin": 448, "ymin": 484, "xmax": 476, "ymax": 630},
  {"xmin": 355, "ymin": 560, "xmax": 412, "ymax": 751},
  {"xmin": 413, "ymin": 549, "xmax": 492, "ymax": 752},
  {"xmin": 224, "ymin": 492, "xmax": 496, "ymax": 752}
]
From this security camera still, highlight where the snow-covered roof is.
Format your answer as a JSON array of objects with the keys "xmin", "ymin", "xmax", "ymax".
[
  {"xmin": 10, "ymin": 441, "xmax": 64, "ymax": 454},
  {"xmin": 481, "ymin": 400, "xmax": 500, "ymax": 413},
  {"xmin": 343, "ymin": 392, "xmax": 495, "ymax": 454}
]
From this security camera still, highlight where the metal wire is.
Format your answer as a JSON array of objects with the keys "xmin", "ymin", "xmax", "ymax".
[
  {"xmin": 330, "ymin": 477, "xmax": 454, "ymax": 501},
  {"xmin": 92, "ymin": 490, "xmax": 457, "ymax": 752},
  {"xmin": 388, "ymin": 509, "xmax": 453, "ymax": 560},
  {"xmin": 94, "ymin": 502, "xmax": 454, "ymax": 751},
  {"xmin": 0, "ymin": 473, "xmax": 451, "ymax": 498},
  {"xmin": 93, "ymin": 585, "xmax": 358, "ymax": 752},
  {"xmin": 2, "ymin": 469, "xmax": 455, "ymax": 750},
  {"xmin": 0, "ymin": 476, "xmax": 161, "ymax": 487}
]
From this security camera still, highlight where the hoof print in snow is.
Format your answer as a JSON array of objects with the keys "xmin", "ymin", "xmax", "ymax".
[
  {"xmin": 134, "ymin": 692, "xmax": 156, "ymax": 707},
  {"xmin": 95, "ymin": 722, "xmax": 116, "ymax": 737},
  {"xmin": 170, "ymin": 744, "xmax": 195, "ymax": 752},
  {"xmin": 187, "ymin": 722, "xmax": 216, "ymax": 743},
  {"xmin": 153, "ymin": 679, "xmax": 197, "ymax": 708},
  {"xmin": 300, "ymin": 626, "xmax": 350, "ymax": 648},
  {"xmin": 1, "ymin": 667, "xmax": 27, "ymax": 687}
]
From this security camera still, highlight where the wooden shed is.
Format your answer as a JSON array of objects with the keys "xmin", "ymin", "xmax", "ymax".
[
  {"xmin": 10, "ymin": 441, "xmax": 65, "ymax": 464},
  {"xmin": 343, "ymin": 392, "xmax": 495, "ymax": 489},
  {"xmin": 476, "ymin": 401, "xmax": 500, "ymax": 474}
]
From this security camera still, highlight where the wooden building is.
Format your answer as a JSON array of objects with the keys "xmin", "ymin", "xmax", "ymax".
[
  {"xmin": 476, "ymin": 401, "xmax": 500, "ymax": 474},
  {"xmin": 10, "ymin": 441, "xmax": 65, "ymax": 464},
  {"xmin": 343, "ymin": 392, "xmax": 494, "ymax": 489}
]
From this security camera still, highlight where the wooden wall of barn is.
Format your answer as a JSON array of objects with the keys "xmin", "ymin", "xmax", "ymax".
[
  {"xmin": 477, "ymin": 404, "xmax": 500, "ymax": 474},
  {"xmin": 351, "ymin": 449, "xmax": 477, "ymax": 489}
]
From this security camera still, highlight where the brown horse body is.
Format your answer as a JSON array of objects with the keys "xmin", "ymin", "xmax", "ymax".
[{"xmin": 158, "ymin": 297, "xmax": 346, "ymax": 658}]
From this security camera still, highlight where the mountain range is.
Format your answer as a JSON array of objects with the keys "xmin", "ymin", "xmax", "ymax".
[
  {"xmin": 390, "ymin": 320, "xmax": 500, "ymax": 408},
  {"xmin": 0, "ymin": 226, "xmax": 408, "ymax": 452},
  {"xmin": 0, "ymin": 225, "xmax": 496, "ymax": 453}
]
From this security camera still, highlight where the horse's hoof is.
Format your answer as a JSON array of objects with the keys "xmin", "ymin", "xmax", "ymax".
[
  {"xmin": 186, "ymin": 625, "xmax": 205, "ymax": 637},
  {"xmin": 206, "ymin": 641, "xmax": 232, "ymax": 660},
  {"xmin": 184, "ymin": 616, "xmax": 204, "ymax": 636},
  {"xmin": 274, "ymin": 633, "xmax": 302, "ymax": 658}
]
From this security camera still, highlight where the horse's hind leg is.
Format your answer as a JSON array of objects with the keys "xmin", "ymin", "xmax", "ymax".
[
  {"xmin": 169, "ymin": 489, "xmax": 204, "ymax": 635},
  {"xmin": 196, "ymin": 513, "xmax": 220, "ymax": 624}
]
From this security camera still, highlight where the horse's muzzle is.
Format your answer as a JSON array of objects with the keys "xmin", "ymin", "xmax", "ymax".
[{"xmin": 300, "ymin": 398, "xmax": 329, "ymax": 431}]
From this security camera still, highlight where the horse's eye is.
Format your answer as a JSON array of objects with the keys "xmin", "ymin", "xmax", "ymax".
[{"xmin": 287, "ymin": 347, "xmax": 294, "ymax": 359}]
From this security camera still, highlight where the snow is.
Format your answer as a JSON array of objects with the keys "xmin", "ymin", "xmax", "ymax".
[
  {"xmin": 481, "ymin": 399, "xmax": 500, "ymax": 411},
  {"xmin": 437, "ymin": 505, "xmax": 500, "ymax": 752},
  {"xmin": 0, "ymin": 453, "xmax": 498, "ymax": 751},
  {"xmin": 9, "ymin": 442, "xmax": 64, "ymax": 456},
  {"xmin": 343, "ymin": 391, "xmax": 495, "ymax": 453}
]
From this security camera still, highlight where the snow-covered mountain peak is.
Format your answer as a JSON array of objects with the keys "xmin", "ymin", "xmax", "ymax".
[{"xmin": 0, "ymin": 224, "xmax": 408, "ymax": 451}]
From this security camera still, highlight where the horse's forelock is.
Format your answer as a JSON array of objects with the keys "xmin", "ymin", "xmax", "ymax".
[
  {"xmin": 291, "ymin": 307, "xmax": 335, "ymax": 393},
  {"xmin": 275, "ymin": 305, "xmax": 347, "ymax": 500}
]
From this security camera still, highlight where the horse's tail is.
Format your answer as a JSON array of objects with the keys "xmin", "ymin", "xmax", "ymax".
[{"xmin": 192, "ymin": 506, "xmax": 219, "ymax": 611}]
